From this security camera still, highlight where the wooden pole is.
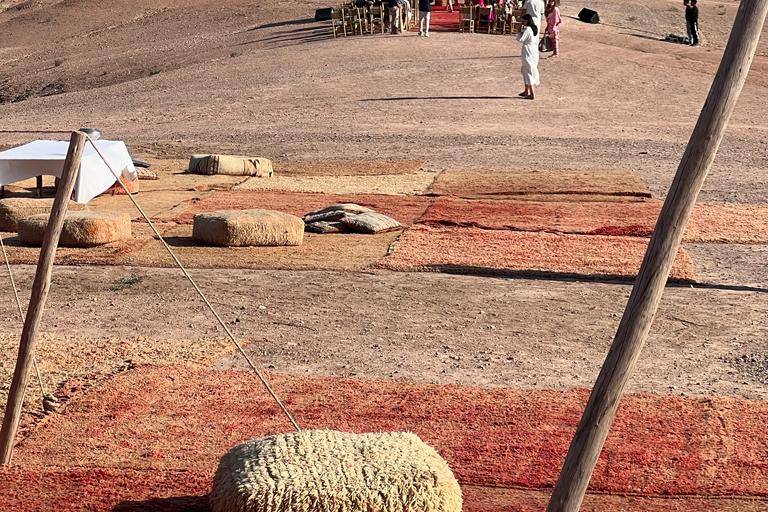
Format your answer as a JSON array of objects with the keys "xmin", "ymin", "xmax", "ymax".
[
  {"xmin": 547, "ymin": 1, "xmax": 768, "ymax": 510},
  {"xmin": 0, "ymin": 130, "xmax": 86, "ymax": 465}
]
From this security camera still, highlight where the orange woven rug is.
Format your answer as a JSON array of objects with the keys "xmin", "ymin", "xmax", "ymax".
[
  {"xmin": 380, "ymin": 225, "xmax": 696, "ymax": 280},
  {"xmin": 12, "ymin": 366, "xmax": 767, "ymax": 499}
]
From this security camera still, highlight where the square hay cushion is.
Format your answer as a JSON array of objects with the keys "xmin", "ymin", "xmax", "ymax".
[
  {"xmin": 193, "ymin": 209, "xmax": 304, "ymax": 247},
  {"xmin": 210, "ymin": 429, "xmax": 462, "ymax": 512}
]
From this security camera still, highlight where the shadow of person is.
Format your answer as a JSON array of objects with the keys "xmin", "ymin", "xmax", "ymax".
[{"xmin": 113, "ymin": 495, "xmax": 210, "ymax": 512}]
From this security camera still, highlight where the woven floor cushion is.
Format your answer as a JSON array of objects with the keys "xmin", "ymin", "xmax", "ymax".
[
  {"xmin": 189, "ymin": 154, "xmax": 274, "ymax": 177},
  {"xmin": 210, "ymin": 429, "xmax": 462, "ymax": 512},
  {"xmin": 17, "ymin": 211, "xmax": 131, "ymax": 247},
  {"xmin": 193, "ymin": 209, "xmax": 304, "ymax": 247},
  {"xmin": 0, "ymin": 198, "xmax": 84, "ymax": 232}
]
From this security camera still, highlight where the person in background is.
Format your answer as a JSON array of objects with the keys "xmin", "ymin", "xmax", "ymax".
[
  {"xmin": 399, "ymin": 0, "xmax": 412, "ymax": 30},
  {"xmin": 545, "ymin": 0, "xmax": 562, "ymax": 56},
  {"xmin": 524, "ymin": 0, "xmax": 545, "ymax": 32},
  {"xmin": 686, "ymin": 0, "xmax": 700, "ymax": 46},
  {"xmin": 388, "ymin": 0, "xmax": 401, "ymax": 33},
  {"xmin": 517, "ymin": 13, "xmax": 540, "ymax": 100},
  {"xmin": 418, "ymin": 0, "xmax": 431, "ymax": 36}
]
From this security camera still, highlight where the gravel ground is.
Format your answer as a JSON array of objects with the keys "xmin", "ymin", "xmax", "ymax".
[
  {"xmin": 731, "ymin": 354, "xmax": 768, "ymax": 385},
  {"xmin": 0, "ymin": 265, "xmax": 765, "ymax": 417}
]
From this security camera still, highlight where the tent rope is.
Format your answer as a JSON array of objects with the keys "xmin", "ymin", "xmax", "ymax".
[
  {"xmin": 0, "ymin": 235, "xmax": 48, "ymax": 401},
  {"xmin": 84, "ymin": 135, "xmax": 301, "ymax": 432}
]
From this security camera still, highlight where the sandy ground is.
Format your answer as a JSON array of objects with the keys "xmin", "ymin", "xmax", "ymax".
[
  {"xmin": 0, "ymin": 0, "xmax": 766, "ymax": 507},
  {"xmin": 0, "ymin": 265, "xmax": 765, "ymax": 413},
  {"xmin": 1, "ymin": 0, "xmax": 767, "ymax": 203},
  {"xmin": 0, "ymin": 0, "xmax": 764, "ymax": 409}
]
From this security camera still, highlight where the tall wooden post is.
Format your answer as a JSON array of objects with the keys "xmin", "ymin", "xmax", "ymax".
[
  {"xmin": 547, "ymin": 1, "xmax": 768, "ymax": 510},
  {"xmin": 0, "ymin": 130, "xmax": 86, "ymax": 465}
]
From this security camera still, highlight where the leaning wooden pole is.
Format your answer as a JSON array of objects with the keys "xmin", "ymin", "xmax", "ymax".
[
  {"xmin": 0, "ymin": 130, "xmax": 86, "ymax": 465},
  {"xmin": 547, "ymin": 1, "xmax": 768, "ymax": 510}
]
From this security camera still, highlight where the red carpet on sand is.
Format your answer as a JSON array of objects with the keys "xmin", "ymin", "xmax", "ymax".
[
  {"xmin": 4, "ymin": 365, "xmax": 765, "ymax": 512},
  {"xmin": 429, "ymin": 5, "xmax": 460, "ymax": 31}
]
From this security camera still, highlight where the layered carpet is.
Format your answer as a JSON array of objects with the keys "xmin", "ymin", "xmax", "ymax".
[
  {"xmin": 380, "ymin": 225, "xmax": 696, "ymax": 280},
  {"xmin": 420, "ymin": 197, "xmax": 768, "ymax": 243},
  {"xmin": 14, "ymin": 366, "xmax": 767, "ymax": 497}
]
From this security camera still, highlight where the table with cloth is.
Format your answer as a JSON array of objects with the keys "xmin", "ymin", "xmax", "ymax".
[{"xmin": 0, "ymin": 140, "xmax": 136, "ymax": 204}]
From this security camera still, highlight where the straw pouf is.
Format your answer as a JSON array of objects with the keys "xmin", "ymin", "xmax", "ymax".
[
  {"xmin": 210, "ymin": 429, "xmax": 463, "ymax": 512},
  {"xmin": 193, "ymin": 209, "xmax": 304, "ymax": 247},
  {"xmin": 17, "ymin": 211, "xmax": 131, "ymax": 247},
  {"xmin": 0, "ymin": 197, "xmax": 84, "ymax": 232}
]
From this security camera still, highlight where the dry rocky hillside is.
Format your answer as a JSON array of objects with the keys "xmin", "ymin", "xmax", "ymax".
[{"xmin": 0, "ymin": 0, "xmax": 766, "ymax": 198}]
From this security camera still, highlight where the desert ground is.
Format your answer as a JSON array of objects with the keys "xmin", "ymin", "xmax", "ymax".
[{"xmin": 0, "ymin": 0, "xmax": 767, "ymax": 510}]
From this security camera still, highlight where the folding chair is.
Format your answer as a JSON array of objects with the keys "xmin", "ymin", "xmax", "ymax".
[
  {"xmin": 493, "ymin": 6, "xmax": 509, "ymax": 34},
  {"xmin": 331, "ymin": 7, "xmax": 348, "ymax": 37},
  {"xmin": 355, "ymin": 6, "xmax": 370, "ymax": 33},
  {"xmin": 369, "ymin": 4, "xmax": 386, "ymax": 33},
  {"xmin": 345, "ymin": 6, "xmax": 364, "ymax": 35},
  {"xmin": 477, "ymin": 6, "xmax": 492, "ymax": 33}
]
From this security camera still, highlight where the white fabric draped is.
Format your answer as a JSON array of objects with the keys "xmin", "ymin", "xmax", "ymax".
[{"xmin": 0, "ymin": 140, "xmax": 136, "ymax": 204}]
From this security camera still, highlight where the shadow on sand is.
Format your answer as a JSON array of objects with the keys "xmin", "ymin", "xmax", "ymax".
[
  {"xmin": 113, "ymin": 495, "xmax": 210, "ymax": 512},
  {"xmin": 360, "ymin": 95, "xmax": 523, "ymax": 101}
]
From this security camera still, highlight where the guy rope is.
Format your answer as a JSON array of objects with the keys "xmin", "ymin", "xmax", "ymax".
[{"xmin": 0, "ymin": 130, "xmax": 299, "ymax": 465}]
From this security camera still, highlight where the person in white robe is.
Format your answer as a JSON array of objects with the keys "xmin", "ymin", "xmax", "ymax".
[
  {"xmin": 517, "ymin": 13, "xmax": 540, "ymax": 99},
  {"xmin": 524, "ymin": 0, "xmax": 545, "ymax": 31}
]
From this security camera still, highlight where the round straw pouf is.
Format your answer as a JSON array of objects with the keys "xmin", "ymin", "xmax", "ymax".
[
  {"xmin": 17, "ymin": 211, "xmax": 131, "ymax": 247},
  {"xmin": 0, "ymin": 198, "xmax": 84, "ymax": 232},
  {"xmin": 210, "ymin": 429, "xmax": 463, "ymax": 512},
  {"xmin": 193, "ymin": 209, "xmax": 304, "ymax": 247}
]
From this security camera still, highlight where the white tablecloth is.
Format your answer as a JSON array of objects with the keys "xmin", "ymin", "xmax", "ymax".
[{"xmin": 0, "ymin": 140, "xmax": 136, "ymax": 204}]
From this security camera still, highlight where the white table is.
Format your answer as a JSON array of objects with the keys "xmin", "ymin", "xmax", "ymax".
[{"xmin": 0, "ymin": 140, "xmax": 137, "ymax": 204}]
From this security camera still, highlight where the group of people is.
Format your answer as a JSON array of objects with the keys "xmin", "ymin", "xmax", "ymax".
[
  {"xmin": 382, "ymin": 0, "xmax": 560, "ymax": 40},
  {"xmin": 383, "ymin": 0, "xmax": 435, "ymax": 37},
  {"xmin": 383, "ymin": 0, "xmax": 414, "ymax": 34},
  {"xmin": 516, "ymin": 0, "xmax": 561, "ymax": 100}
]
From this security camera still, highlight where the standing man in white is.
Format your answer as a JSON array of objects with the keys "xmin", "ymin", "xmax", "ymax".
[{"xmin": 525, "ymin": 0, "xmax": 545, "ymax": 31}]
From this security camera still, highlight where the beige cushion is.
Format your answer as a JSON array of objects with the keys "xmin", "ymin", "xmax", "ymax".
[
  {"xmin": 17, "ymin": 211, "xmax": 131, "ymax": 247},
  {"xmin": 0, "ymin": 198, "xmax": 84, "ymax": 232},
  {"xmin": 341, "ymin": 211, "xmax": 401, "ymax": 234},
  {"xmin": 210, "ymin": 429, "xmax": 463, "ymax": 512},
  {"xmin": 189, "ymin": 154, "xmax": 273, "ymax": 177},
  {"xmin": 193, "ymin": 209, "xmax": 304, "ymax": 247}
]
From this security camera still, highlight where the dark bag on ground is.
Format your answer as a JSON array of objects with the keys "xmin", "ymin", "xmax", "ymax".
[
  {"xmin": 539, "ymin": 34, "xmax": 554, "ymax": 52},
  {"xmin": 578, "ymin": 8, "xmax": 600, "ymax": 23},
  {"xmin": 315, "ymin": 7, "xmax": 333, "ymax": 20}
]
